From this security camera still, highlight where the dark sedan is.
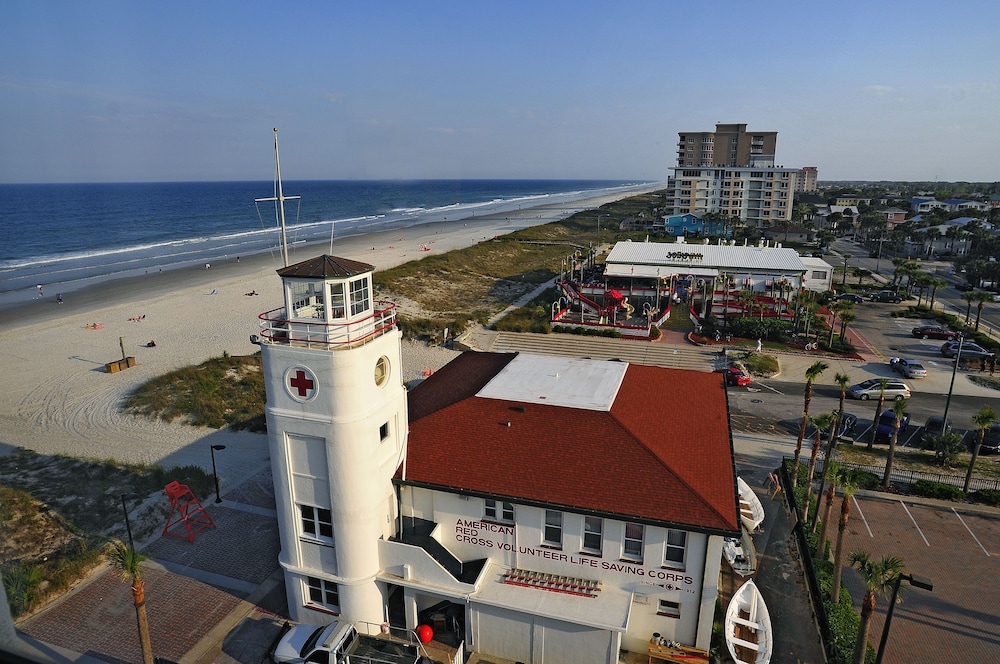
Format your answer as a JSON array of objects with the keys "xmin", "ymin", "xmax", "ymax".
[
  {"xmin": 836, "ymin": 293, "xmax": 865, "ymax": 304},
  {"xmin": 911, "ymin": 325, "xmax": 959, "ymax": 341},
  {"xmin": 874, "ymin": 410, "xmax": 911, "ymax": 442}
]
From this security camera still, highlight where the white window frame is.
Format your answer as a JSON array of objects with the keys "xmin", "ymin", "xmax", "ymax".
[
  {"xmin": 623, "ymin": 522, "xmax": 644, "ymax": 562},
  {"xmin": 543, "ymin": 510, "xmax": 563, "ymax": 548},
  {"xmin": 299, "ymin": 504, "xmax": 334, "ymax": 544},
  {"xmin": 349, "ymin": 277, "xmax": 370, "ymax": 317},
  {"xmin": 664, "ymin": 529, "xmax": 687, "ymax": 569},
  {"xmin": 583, "ymin": 516, "xmax": 603, "ymax": 554},
  {"xmin": 305, "ymin": 576, "xmax": 340, "ymax": 612},
  {"xmin": 484, "ymin": 499, "xmax": 514, "ymax": 523},
  {"xmin": 657, "ymin": 599, "xmax": 681, "ymax": 618}
]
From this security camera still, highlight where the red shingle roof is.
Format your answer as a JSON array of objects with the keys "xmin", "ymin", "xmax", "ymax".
[{"xmin": 402, "ymin": 352, "xmax": 739, "ymax": 534}]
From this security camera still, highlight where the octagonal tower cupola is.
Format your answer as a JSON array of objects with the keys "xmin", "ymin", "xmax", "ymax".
[{"xmin": 259, "ymin": 254, "xmax": 396, "ymax": 349}]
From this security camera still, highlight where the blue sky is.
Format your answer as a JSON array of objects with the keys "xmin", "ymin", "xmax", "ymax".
[{"xmin": 2, "ymin": 1, "xmax": 998, "ymax": 184}]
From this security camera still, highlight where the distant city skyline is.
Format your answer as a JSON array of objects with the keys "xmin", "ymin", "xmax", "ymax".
[{"xmin": 2, "ymin": 1, "xmax": 998, "ymax": 184}]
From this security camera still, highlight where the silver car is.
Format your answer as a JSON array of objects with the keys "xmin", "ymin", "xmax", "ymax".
[{"xmin": 847, "ymin": 378, "xmax": 911, "ymax": 401}]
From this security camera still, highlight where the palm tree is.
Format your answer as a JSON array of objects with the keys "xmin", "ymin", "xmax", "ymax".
[
  {"xmin": 720, "ymin": 272, "xmax": 733, "ymax": 321},
  {"xmin": 109, "ymin": 541, "xmax": 154, "ymax": 664},
  {"xmin": 815, "ymin": 461, "xmax": 841, "ymax": 557},
  {"xmin": 868, "ymin": 378, "xmax": 890, "ymax": 450},
  {"xmin": 961, "ymin": 290, "xmax": 977, "ymax": 325},
  {"xmin": 808, "ymin": 412, "xmax": 833, "ymax": 489},
  {"xmin": 927, "ymin": 276, "xmax": 947, "ymax": 310},
  {"xmin": 793, "ymin": 361, "xmax": 830, "ymax": 487},
  {"xmin": 964, "ymin": 406, "xmax": 999, "ymax": 494},
  {"xmin": 881, "ymin": 399, "xmax": 909, "ymax": 489},
  {"xmin": 831, "ymin": 480, "xmax": 857, "ymax": 603},
  {"xmin": 841, "ymin": 253, "xmax": 852, "ymax": 286},
  {"xmin": 827, "ymin": 300, "xmax": 852, "ymax": 347},
  {"xmin": 838, "ymin": 310, "xmax": 856, "ymax": 344},
  {"xmin": 737, "ymin": 288, "xmax": 755, "ymax": 319},
  {"xmin": 848, "ymin": 551, "xmax": 906, "ymax": 664},
  {"xmin": 971, "ymin": 290, "xmax": 993, "ymax": 330},
  {"xmin": 813, "ymin": 373, "xmax": 851, "ymax": 533}
]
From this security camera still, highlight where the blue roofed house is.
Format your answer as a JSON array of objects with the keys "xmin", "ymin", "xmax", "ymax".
[{"xmin": 659, "ymin": 213, "xmax": 733, "ymax": 238}]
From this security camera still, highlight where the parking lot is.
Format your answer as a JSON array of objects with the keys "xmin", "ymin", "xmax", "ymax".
[{"xmin": 835, "ymin": 492, "xmax": 1000, "ymax": 664}]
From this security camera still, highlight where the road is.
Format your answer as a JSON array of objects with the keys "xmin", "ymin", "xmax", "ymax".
[{"xmin": 828, "ymin": 237, "xmax": 1000, "ymax": 338}]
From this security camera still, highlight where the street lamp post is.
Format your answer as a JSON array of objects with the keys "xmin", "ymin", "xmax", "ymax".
[
  {"xmin": 120, "ymin": 492, "xmax": 140, "ymax": 550},
  {"xmin": 942, "ymin": 333, "xmax": 964, "ymax": 427},
  {"xmin": 874, "ymin": 572, "xmax": 934, "ymax": 664},
  {"xmin": 210, "ymin": 444, "xmax": 227, "ymax": 503},
  {"xmin": 875, "ymin": 235, "xmax": 885, "ymax": 274}
]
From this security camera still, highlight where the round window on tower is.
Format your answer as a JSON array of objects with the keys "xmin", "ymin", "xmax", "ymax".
[{"xmin": 374, "ymin": 356, "xmax": 389, "ymax": 387}]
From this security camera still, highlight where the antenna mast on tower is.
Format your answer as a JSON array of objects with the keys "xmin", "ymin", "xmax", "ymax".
[{"xmin": 255, "ymin": 128, "xmax": 300, "ymax": 267}]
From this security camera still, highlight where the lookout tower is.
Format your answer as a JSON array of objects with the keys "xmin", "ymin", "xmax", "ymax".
[{"xmin": 256, "ymin": 254, "xmax": 406, "ymax": 624}]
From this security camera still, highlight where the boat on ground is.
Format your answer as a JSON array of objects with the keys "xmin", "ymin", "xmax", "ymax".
[
  {"xmin": 725, "ymin": 579, "xmax": 772, "ymax": 664},
  {"xmin": 722, "ymin": 525, "xmax": 757, "ymax": 577},
  {"xmin": 737, "ymin": 476, "xmax": 765, "ymax": 532}
]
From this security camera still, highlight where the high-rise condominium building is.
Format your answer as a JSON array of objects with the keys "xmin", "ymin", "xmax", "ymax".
[{"xmin": 666, "ymin": 123, "xmax": 797, "ymax": 228}]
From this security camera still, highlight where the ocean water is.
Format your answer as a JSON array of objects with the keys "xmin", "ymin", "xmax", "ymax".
[{"xmin": 0, "ymin": 179, "xmax": 653, "ymax": 298}]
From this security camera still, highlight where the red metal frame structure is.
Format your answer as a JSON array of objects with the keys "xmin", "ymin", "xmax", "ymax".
[{"xmin": 162, "ymin": 481, "xmax": 216, "ymax": 543}]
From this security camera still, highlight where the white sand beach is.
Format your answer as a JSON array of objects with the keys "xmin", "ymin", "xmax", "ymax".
[{"xmin": 0, "ymin": 189, "xmax": 655, "ymax": 485}]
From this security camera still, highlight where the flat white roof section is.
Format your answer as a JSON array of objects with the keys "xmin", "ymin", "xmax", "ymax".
[
  {"xmin": 606, "ymin": 240, "xmax": 808, "ymax": 273},
  {"xmin": 477, "ymin": 354, "xmax": 626, "ymax": 412},
  {"xmin": 604, "ymin": 265, "xmax": 718, "ymax": 279}
]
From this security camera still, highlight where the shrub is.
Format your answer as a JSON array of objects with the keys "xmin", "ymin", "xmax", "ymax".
[
  {"xmin": 742, "ymin": 353, "xmax": 779, "ymax": 377},
  {"xmin": 912, "ymin": 480, "xmax": 965, "ymax": 501},
  {"xmin": 845, "ymin": 469, "xmax": 881, "ymax": 491},
  {"xmin": 970, "ymin": 489, "xmax": 1000, "ymax": 507}
]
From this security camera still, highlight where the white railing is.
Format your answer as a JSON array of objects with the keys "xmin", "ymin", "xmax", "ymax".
[{"xmin": 259, "ymin": 301, "xmax": 397, "ymax": 349}]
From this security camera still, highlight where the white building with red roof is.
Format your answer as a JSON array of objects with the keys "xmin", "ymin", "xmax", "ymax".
[{"xmin": 258, "ymin": 254, "xmax": 741, "ymax": 664}]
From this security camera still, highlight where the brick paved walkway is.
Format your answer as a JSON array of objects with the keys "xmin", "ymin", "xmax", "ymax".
[{"xmin": 17, "ymin": 467, "xmax": 282, "ymax": 663}]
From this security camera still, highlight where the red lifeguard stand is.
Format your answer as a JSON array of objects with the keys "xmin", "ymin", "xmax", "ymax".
[{"xmin": 162, "ymin": 481, "xmax": 216, "ymax": 542}]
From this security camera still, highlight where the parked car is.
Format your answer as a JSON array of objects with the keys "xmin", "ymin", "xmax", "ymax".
[
  {"xmin": 890, "ymin": 358, "xmax": 927, "ymax": 379},
  {"xmin": 920, "ymin": 416, "xmax": 953, "ymax": 447},
  {"xmin": 940, "ymin": 341, "xmax": 995, "ymax": 360},
  {"xmin": 819, "ymin": 412, "xmax": 858, "ymax": 440},
  {"xmin": 955, "ymin": 282, "xmax": 974, "ymax": 292},
  {"xmin": 973, "ymin": 424, "xmax": 1000, "ymax": 455},
  {"xmin": 835, "ymin": 293, "xmax": 865, "ymax": 304},
  {"xmin": 911, "ymin": 325, "xmax": 959, "ymax": 341},
  {"xmin": 874, "ymin": 410, "xmax": 911, "ymax": 442},
  {"xmin": 717, "ymin": 366, "xmax": 752, "ymax": 386},
  {"xmin": 870, "ymin": 290, "xmax": 903, "ymax": 303},
  {"xmin": 847, "ymin": 378, "xmax": 911, "ymax": 401}
]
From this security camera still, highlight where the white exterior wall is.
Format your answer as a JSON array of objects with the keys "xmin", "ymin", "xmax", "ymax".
[
  {"xmin": 400, "ymin": 486, "xmax": 720, "ymax": 657},
  {"xmin": 263, "ymin": 324, "xmax": 406, "ymax": 625}
]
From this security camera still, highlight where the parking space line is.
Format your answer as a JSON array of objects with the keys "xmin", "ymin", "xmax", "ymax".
[
  {"xmin": 853, "ymin": 495, "xmax": 874, "ymax": 537},
  {"xmin": 901, "ymin": 500, "xmax": 930, "ymax": 546},
  {"xmin": 952, "ymin": 507, "xmax": 991, "ymax": 556}
]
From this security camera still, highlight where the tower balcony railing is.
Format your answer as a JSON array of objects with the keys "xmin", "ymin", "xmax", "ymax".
[{"xmin": 258, "ymin": 301, "xmax": 397, "ymax": 349}]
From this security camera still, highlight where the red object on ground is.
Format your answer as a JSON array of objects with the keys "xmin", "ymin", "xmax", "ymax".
[
  {"xmin": 415, "ymin": 624, "xmax": 433, "ymax": 643},
  {"xmin": 162, "ymin": 481, "xmax": 216, "ymax": 542}
]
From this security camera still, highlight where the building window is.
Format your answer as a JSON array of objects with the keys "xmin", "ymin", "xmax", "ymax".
[
  {"xmin": 305, "ymin": 576, "xmax": 340, "ymax": 612},
  {"xmin": 583, "ymin": 517, "xmax": 603, "ymax": 554},
  {"xmin": 623, "ymin": 523, "xmax": 644, "ymax": 562},
  {"xmin": 299, "ymin": 504, "xmax": 334, "ymax": 543},
  {"xmin": 379, "ymin": 421, "xmax": 390, "ymax": 442},
  {"xmin": 329, "ymin": 282, "xmax": 346, "ymax": 319},
  {"xmin": 484, "ymin": 499, "xmax": 514, "ymax": 523},
  {"xmin": 657, "ymin": 599, "xmax": 681, "ymax": 618},
  {"xmin": 664, "ymin": 530, "xmax": 687, "ymax": 568},
  {"xmin": 811, "ymin": 271, "xmax": 828, "ymax": 280},
  {"xmin": 349, "ymin": 277, "xmax": 370, "ymax": 316},
  {"xmin": 543, "ymin": 510, "xmax": 563, "ymax": 547}
]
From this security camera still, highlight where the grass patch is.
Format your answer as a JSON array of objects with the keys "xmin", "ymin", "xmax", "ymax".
[
  {"xmin": 372, "ymin": 191, "xmax": 667, "ymax": 327},
  {"xmin": 125, "ymin": 353, "xmax": 266, "ymax": 431},
  {"xmin": 969, "ymin": 375, "xmax": 1000, "ymax": 391},
  {"xmin": 740, "ymin": 352, "xmax": 780, "ymax": 377},
  {"xmin": 0, "ymin": 450, "xmax": 214, "ymax": 618}
]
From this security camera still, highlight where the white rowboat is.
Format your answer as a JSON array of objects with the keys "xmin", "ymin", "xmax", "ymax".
[
  {"xmin": 737, "ymin": 476, "xmax": 765, "ymax": 532},
  {"xmin": 725, "ymin": 579, "xmax": 772, "ymax": 664},
  {"xmin": 722, "ymin": 525, "xmax": 757, "ymax": 577}
]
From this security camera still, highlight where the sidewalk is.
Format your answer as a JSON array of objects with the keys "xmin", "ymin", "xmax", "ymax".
[{"xmin": 13, "ymin": 465, "xmax": 290, "ymax": 664}]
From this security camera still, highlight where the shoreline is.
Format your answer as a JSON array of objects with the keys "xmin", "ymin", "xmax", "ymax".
[
  {"xmin": 0, "ymin": 188, "xmax": 662, "ymax": 331},
  {"xmin": 0, "ymin": 187, "xmax": 658, "ymax": 470}
]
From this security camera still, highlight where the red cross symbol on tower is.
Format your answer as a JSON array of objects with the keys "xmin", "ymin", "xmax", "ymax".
[{"xmin": 288, "ymin": 369, "xmax": 315, "ymax": 398}]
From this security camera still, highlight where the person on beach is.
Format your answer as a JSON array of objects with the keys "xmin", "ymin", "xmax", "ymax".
[
  {"xmin": 57, "ymin": 293, "xmax": 63, "ymax": 304},
  {"xmin": 146, "ymin": 340, "xmax": 156, "ymax": 347},
  {"xmin": 37, "ymin": 284, "xmax": 44, "ymax": 297},
  {"xmin": 756, "ymin": 338, "xmax": 762, "ymax": 352}
]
